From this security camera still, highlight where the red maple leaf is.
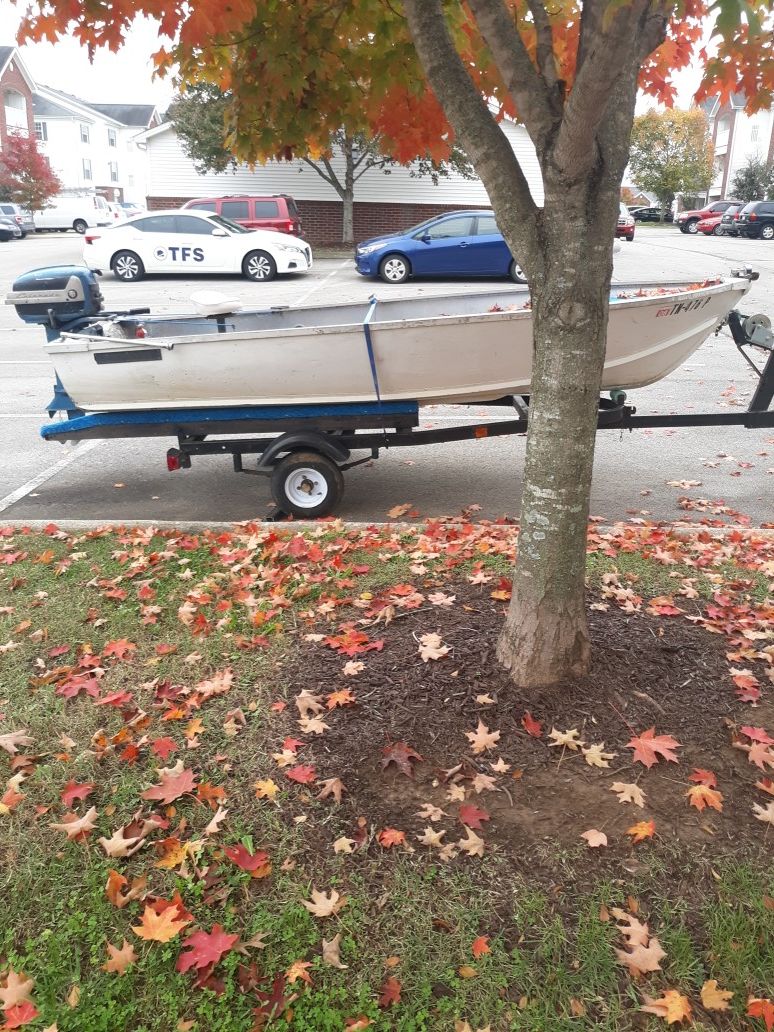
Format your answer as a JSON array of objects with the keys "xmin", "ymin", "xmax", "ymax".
[
  {"xmin": 141, "ymin": 766, "xmax": 196, "ymax": 805},
  {"xmin": 3, "ymin": 1000, "xmax": 39, "ymax": 1028},
  {"xmin": 626, "ymin": 727, "xmax": 681, "ymax": 768},
  {"xmin": 381, "ymin": 741, "xmax": 423, "ymax": 778},
  {"xmin": 747, "ymin": 997, "xmax": 774, "ymax": 1032},
  {"xmin": 151, "ymin": 737, "xmax": 177, "ymax": 761},
  {"xmin": 689, "ymin": 768, "xmax": 717, "ymax": 788},
  {"xmin": 176, "ymin": 924, "xmax": 239, "ymax": 974},
  {"xmin": 458, "ymin": 804, "xmax": 490, "ymax": 830},
  {"xmin": 377, "ymin": 828, "xmax": 406, "ymax": 848},
  {"xmin": 224, "ymin": 844, "xmax": 271, "ymax": 875},
  {"xmin": 472, "ymin": 935, "xmax": 491, "ymax": 958},
  {"xmin": 741, "ymin": 726, "xmax": 774, "ymax": 746},
  {"xmin": 60, "ymin": 780, "xmax": 95, "ymax": 807},
  {"xmin": 102, "ymin": 638, "xmax": 137, "ymax": 661},
  {"xmin": 285, "ymin": 765, "xmax": 316, "ymax": 784},
  {"xmin": 378, "ymin": 975, "xmax": 402, "ymax": 1008},
  {"xmin": 521, "ymin": 711, "xmax": 543, "ymax": 738}
]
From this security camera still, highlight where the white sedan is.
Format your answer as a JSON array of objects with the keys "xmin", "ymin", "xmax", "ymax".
[{"xmin": 83, "ymin": 209, "xmax": 313, "ymax": 283}]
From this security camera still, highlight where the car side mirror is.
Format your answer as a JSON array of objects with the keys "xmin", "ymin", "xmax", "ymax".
[
  {"xmin": 211, "ymin": 228, "xmax": 228, "ymax": 237},
  {"xmin": 420, "ymin": 233, "xmax": 432, "ymax": 244}
]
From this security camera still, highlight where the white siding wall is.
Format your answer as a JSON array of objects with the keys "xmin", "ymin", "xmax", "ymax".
[{"xmin": 141, "ymin": 120, "xmax": 545, "ymax": 206}]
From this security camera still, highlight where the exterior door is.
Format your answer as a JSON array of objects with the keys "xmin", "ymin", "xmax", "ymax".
[{"xmin": 409, "ymin": 214, "xmax": 475, "ymax": 275}]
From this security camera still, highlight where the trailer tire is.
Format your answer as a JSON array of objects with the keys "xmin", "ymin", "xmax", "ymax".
[{"xmin": 271, "ymin": 451, "xmax": 344, "ymax": 518}]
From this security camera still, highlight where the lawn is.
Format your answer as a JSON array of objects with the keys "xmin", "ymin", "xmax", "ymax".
[{"xmin": 0, "ymin": 518, "xmax": 772, "ymax": 1031}]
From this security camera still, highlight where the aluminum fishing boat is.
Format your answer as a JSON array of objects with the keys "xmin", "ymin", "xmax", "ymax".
[{"xmin": 7, "ymin": 268, "xmax": 753, "ymax": 413}]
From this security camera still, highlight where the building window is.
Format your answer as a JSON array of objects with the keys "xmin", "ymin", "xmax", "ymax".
[
  {"xmin": 108, "ymin": 128, "xmax": 117, "ymax": 147},
  {"xmin": 34, "ymin": 121, "xmax": 48, "ymax": 142},
  {"xmin": 80, "ymin": 123, "xmax": 90, "ymax": 144},
  {"xmin": 4, "ymin": 89, "xmax": 28, "ymax": 132},
  {"xmin": 109, "ymin": 161, "xmax": 119, "ymax": 182},
  {"xmin": 82, "ymin": 158, "xmax": 92, "ymax": 181},
  {"xmin": 751, "ymin": 126, "xmax": 759, "ymax": 143}
]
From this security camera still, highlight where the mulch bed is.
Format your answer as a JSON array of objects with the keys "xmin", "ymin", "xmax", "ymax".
[{"xmin": 276, "ymin": 584, "xmax": 773, "ymax": 878}]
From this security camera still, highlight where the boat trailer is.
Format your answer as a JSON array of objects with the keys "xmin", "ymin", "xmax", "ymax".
[{"xmin": 38, "ymin": 307, "xmax": 774, "ymax": 519}]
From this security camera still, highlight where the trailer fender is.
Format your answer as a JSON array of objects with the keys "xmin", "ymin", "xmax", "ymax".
[{"xmin": 257, "ymin": 431, "xmax": 351, "ymax": 471}]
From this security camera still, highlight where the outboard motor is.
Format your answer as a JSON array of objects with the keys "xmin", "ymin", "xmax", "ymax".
[{"xmin": 6, "ymin": 265, "xmax": 103, "ymax": 340}]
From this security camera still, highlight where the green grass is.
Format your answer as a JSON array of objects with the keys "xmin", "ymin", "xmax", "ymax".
[{"xmin": 0, "ymin": 528, "xmax": 772, "ymax": 1030}]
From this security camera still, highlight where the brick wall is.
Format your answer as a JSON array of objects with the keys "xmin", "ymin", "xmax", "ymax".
[
  {"xmin": 0, "ymin": 59, "xmax": 34, "ymax": 148},
  {"xmin": 146, "ymin": 196, "xmax": 490, "ymax": 247}
]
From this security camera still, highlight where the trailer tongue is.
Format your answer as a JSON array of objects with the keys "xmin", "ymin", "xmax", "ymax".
[{"xmin": 6, "ymin": 265, "xmax": 774, "ymax": 519}]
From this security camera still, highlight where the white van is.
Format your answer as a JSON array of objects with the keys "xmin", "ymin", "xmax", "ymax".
[{"xmin": 33, "ymin": 194, "xmax": 112, "ymax": 234}]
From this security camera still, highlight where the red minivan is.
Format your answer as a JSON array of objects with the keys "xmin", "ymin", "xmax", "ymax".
[{"xmin": 181, "ymin": 195, "xmax": 302, "ymax": 236}]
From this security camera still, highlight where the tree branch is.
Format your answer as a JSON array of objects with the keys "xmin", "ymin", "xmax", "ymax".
[
  {"xmin": 300, "ymin": 156, "xmax": 343, "ymax": 194},
  {"xmin": 524, "ymin": 0, "xmax": 560, "ymax": 97},
  {"xmin": 552, "ymin": 0, "xmax": 666, "ymax": 179},
  {"xmin": 403, "ymin": 0, "xmax": 540, "ymax": 267},
  {"xmin": 467, "ymin": 0, "xmax": 557, "ymax": 147}
]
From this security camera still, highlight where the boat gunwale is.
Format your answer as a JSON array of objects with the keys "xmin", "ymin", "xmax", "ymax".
[{"xmin": 43, "ymin": 277, "xmax": 748, "ymax": 354}]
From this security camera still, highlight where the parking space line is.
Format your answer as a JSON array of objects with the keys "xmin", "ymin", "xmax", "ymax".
[
  {"xmin": 294, "ymin": 259, "xmax": 351, "ymax": 306},
  {"xmin": 0, "ymin": 439, "xmax": 103, "ymax": 514},
  {"xmin": 0, "ymin": 360, "xmax": 52, "ymax": 365}
]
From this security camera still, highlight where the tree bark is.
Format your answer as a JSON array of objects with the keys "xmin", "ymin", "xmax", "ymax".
[{"xmin": 340, "ymin": 136, "xmax": 355, "ymax": 244}]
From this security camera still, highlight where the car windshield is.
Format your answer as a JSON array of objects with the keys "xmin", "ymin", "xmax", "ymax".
[{"xmin": 209, "ymin": 213, "xmax": 252, "ymax": 235}]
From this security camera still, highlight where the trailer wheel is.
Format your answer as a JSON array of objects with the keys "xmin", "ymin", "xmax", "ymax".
[{"xmin": 271, "ymin": 451, "xmax": 344, "ymax": 518}]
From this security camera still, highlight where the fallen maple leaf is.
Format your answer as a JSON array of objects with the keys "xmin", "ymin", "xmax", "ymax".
[
  {"xmin": 627, "ymin": 728, "xmax": 681, "ymax": 768},
  {"xmin": 583, "ymin": 743, "xmax": 617, "ymax": 768},
  {"xmin": 59, "ymin": 780, "xmax": 95, "ymax": 808},
  {"xmin": 610, "ymin": 782, "xmax": 646, "ymax": 807},
  {"xmin": 378, "ymin": 827, "xmax": 406, "ymax": 848},
  {"xmin": 103, "ymin": 939, "xmax": 137, "ymax": 975},
  {"xmin": 611, "ymin": 908, "xmax": 650, "ymax": 946},
  {"xmin": 458, "ymin": 826, "xmax": 485, "ymax": 857},
  {"xmin": 753, "ymin": 801, "xmax": 774, "ymax": 826},
  {"xmin": 0, "ymin": 968, "xmax": 34, "ymax": 1009},
  {"xmin": 466, "ymin": 721, "xmax": 501, "ymax": 754},
  {"xmin": 378, "ymin": 975, "xmax": 402, "ymax": 1008},
  {"xmin": 640, "ymin": 989, "xmax": 692, "ymax": 1024},
  {"xmin": 689, "ymin": 768, "xmax": 717, "ymax": 787},
  {"xmin": 0, "ymin": 730, "xmax": 34, "ymax": 755},
  {"xmin": 132, "ymin": 903, "xmax": 191, "ymax": 942},
  {"xmin": 322, "ymin": 933, "xmax": 348, "ymax": 969},
  {"xmin": 700, "ymin": 979, "xmax": 733, "ymax": 1011},
  {"xmin": 50, "ymin": 806, "xmax": 98, "ymax": 841},
  {"xmin": 627, "ymin": 820, "xmax": 656, "ymax": 843},
  {"xmin": 285, "ymin": 959, "xmax": 313, "ymax": 986},
  {"xmin": 317, "ymin": 777, "xmax": 345, "ymax": 804},
  {"xmin": 548, "ymin": 727, "xmax": 584, "ymax": 751},
  {"xmin": 225, "ymin": 844, "xmax": 272, "ymax": 877},
  {"xmin": 616, "ymin": 937, "xmax": 666, "ymax": 976},
  {"xmin": 2, "ymin": 1000, "xmax": 38, "ymax": 1028},
  {"xmin": 381, "ymin": 741, "xmax": 423, "ymax": 778},
  {"xmin": 458, "ymin": 803, "xmax": 490, "ymax": 830},
  {"xmin": 471, "ymin": 936, "xmax": 490, "ymax": 958},
  {"xmin": 417, "ymin": 826, "xmax": 446, "ymax": 848},
  {"xmin": 302, "ymin": 888, "xmax": 347, "ymax": 918},
  {"xmin": 581, "ymin": 828, "xmax": 608, "ymax": 848},
  {"xmin": 333, "ymin": 836, "xmax": 356, "ymax": 854},
  {"xmin": 417, "ymin": 632, "xmax": 450, "ymax": 662},
  {"xmin": 286, "ymin": 764, "xmax": 317, "ymax": 784},
  {"xmin": 326, "ymin": 688, "xmax": 356, "ymax": 710},
  {"xmin": 747, "ymin": 996, "xmax": 774, "ymax": 1031},
  {"xmin": 686, "ymin": 784, "xmax": 723, "ymax": 812},
  {"xmin": 521, "ymin": 711, "xmax": 543, "ymax": 738},
  {"xmin": 387, "ymin": 503, "xmax": 412, "ymax": 519},
  {"xmin": 254, "ymin": 778, "xmax": 279, "ymax": 800},
  {"xmin": 105, "ymin": 869, "xmax": 147, "ymax": 909},
  {"xmin": 141, "ymin": 762, "xmax": 196, "ymax": 805},
  {"xmin": 99, "ymin": 826, "xmax": 145, "ymax": 858},
  {"xmin": 176, "ymin": 925, "xmax": 239, "ymax": 974}
]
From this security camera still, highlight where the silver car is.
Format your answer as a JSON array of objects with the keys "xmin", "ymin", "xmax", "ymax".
[
  {"xmin": 0, "ymin": 202, "xmax": 35, "ymax": 237},
  {"xmin": 0, "ymin": 215, "xmax": 22, "ymax": 241}
]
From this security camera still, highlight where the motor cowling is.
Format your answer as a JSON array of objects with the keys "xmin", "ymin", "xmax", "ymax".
[{"xmin": 5, "ymin": 265, "xmax": 103, "ymax": 326}]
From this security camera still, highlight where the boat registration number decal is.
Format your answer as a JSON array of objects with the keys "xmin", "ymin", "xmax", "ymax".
[
  {"xmin": 153, "ymin": 246, "xmax": 205, "ymax": 263},
  {"xmin": 655, "ymin": 296, "xmax": 711, "ymax": 318}
]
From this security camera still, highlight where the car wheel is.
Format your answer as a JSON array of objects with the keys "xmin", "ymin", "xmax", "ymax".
[
  {"xmin": 111, "ymin": 250, "xmax": 145, "ymax": 282},
  {"xmin": 712, "ymin": 224, "xmax": 724, "ymax": 236},
  {"xmin": 509, "ymin": 259, "xmax": 527, "ymax": 283},
  {"xmin": 379, "ymin": 254, "xmax": 410, "ymax": 284},
  {"xmin": 243, "ymin": 250, "xmax": 277, "ymax": 282},
  {"xmin": 685, "ymin": 219, "xmax": 699, "ymax": 234},
  {"xmin": 761, "ymin": 224, "xmax": 774, "ymax": 241},
  {"xmin": 19, "ymin": 231, "xmax": 27, "ymax": 239},
  {"xmin": 73, "ymin": 219, "xmax": 88, "ymax": 234}
]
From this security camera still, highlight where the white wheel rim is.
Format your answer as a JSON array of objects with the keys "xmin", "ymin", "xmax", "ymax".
[
  {"xmin": 383, "ymin": 258, "xmax": 406, "ymax": 281},
  {"xmin": 687, "ymin": 222, "xmax": 698, "ymax": 233},
  {"xmin": 248, "ymin": 255, "xmax": 272, "ymax": 279},
  {"xmin": 285, "ymin": 468, "xmax": 328, "ymax": 508},
  {"xmin": 115, "ymin": 255, "xmax": 138, "ymax": 278},
  {"xmin": 512, "ymin": 263, "xmax": 524, "ymax": 280},
  {"xmin": 763, "ymin": 227, "xmax": 773, "ymax": 239}
]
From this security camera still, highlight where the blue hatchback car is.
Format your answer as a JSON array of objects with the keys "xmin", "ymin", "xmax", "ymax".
[{"xmin": 354, "ymin": 209, "xmax": 526, "ymax": 284}]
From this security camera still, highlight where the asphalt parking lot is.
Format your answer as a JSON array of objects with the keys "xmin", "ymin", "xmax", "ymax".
[{"xmin": 0, "ymin": 228, "xmax": 772, "ymax": 525}]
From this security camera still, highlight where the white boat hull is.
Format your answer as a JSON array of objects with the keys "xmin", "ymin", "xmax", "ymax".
[{"xmin": 44, "ymin": 278, "xmax": 751, "ymax": 412}]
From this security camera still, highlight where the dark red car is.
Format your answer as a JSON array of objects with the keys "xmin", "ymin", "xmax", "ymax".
[
  {"xmin": 675, "ymin": 199, "xmax": 739, "ymax": 234},
  {"xmin": 181, "ymin": 195, "xmax": 303, "ymax": 236}
]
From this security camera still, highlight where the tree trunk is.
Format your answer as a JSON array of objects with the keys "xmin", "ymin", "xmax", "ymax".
[
  {"xmin": 496, "ymin": 202, "xmax": 614, "ymax": 686},
  {"xmin": 341, "ymin": 136, "xmax": 355, "ymax": 244}
]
